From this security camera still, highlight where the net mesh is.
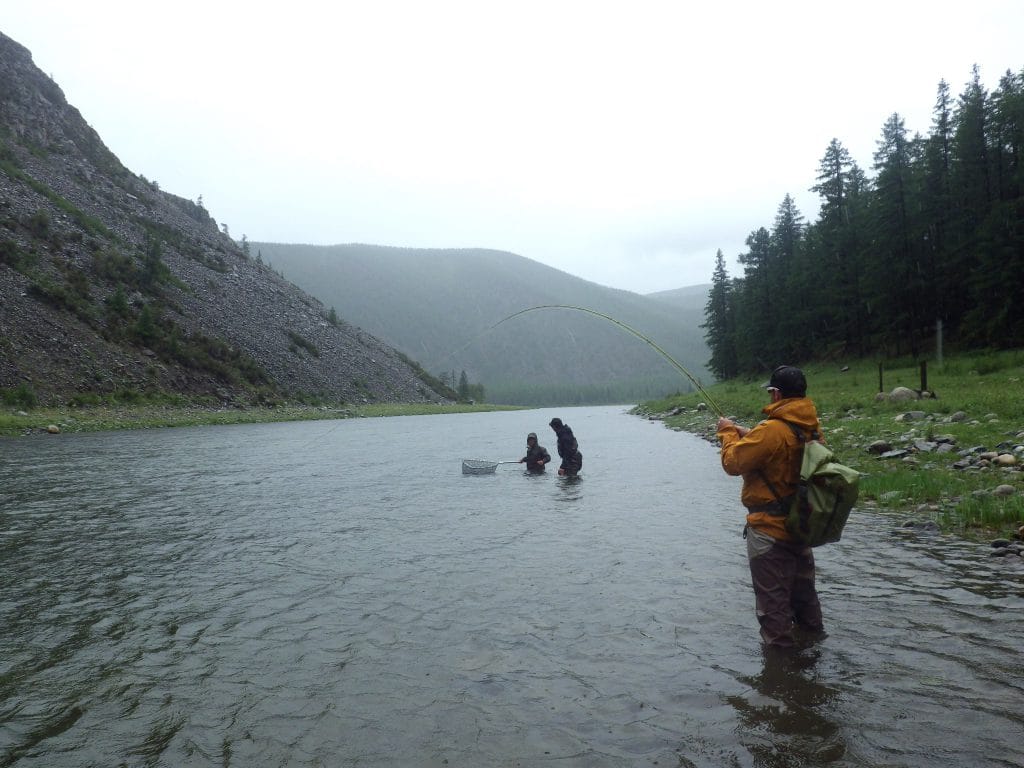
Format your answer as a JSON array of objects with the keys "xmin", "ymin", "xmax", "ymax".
[{"xmin": 462, "ymin": 459, "xmax": 498, "ymax": 475}]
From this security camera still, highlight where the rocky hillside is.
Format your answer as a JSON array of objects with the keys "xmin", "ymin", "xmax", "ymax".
[{"xmin": 0, "ymin": 32, "xmax": 449, "ymax": 407}]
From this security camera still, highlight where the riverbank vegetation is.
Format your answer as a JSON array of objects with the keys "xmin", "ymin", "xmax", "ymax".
[
  {"xmin": 637, "ymin": 351, "xmax": 1024, "ymax": 539},
  {"xmin": 0, "ymin": 397, "xmax": 521, "ymax": 437}
]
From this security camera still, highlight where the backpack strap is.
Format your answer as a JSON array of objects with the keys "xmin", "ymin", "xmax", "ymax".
[
  {"xmin": 754, "ymin": 417, "xmax": 814, "ymax": 513},
  {"xmin": 756, "ymin": 471, "xmax": 788, "ymax": 512},
  {"xmin": 769, "ymin": 416, "xmax": 819, "ymax": 443}
]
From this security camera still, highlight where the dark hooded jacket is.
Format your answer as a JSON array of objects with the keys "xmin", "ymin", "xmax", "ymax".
[
  {"xmin": 552, "ymin": 422, "xmax": 582, "ymax": 472},
  {"xmin": 521, "ymin": 439, "xmax": 551, "ymax": 472}
]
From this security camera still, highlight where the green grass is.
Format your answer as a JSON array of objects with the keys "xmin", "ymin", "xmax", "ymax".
[
  {"xmin": 1, "ymin": 383, "xmax": 39, "ymax": 408},
  {"xmin": 355, "ymin": 402, "xmax": 523, "ymax": 418},
  {"xmin": 638, "ymin": 351, "xmax": 1024, "ymax": 540},
  {"xmin": 0, "ymin": 400, "xmax": 522, "ymax": 437}
]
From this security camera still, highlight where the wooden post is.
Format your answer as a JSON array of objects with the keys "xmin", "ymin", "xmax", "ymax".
[
  {"xmin": 878, "ymin": 362, "xmax": 884, "ymax": 394},
  {"xmin": 920, "ymin": 360, "xmax": 928, "ymax": 395}
]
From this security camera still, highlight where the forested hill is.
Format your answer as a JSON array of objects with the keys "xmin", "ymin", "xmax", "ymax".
[
  {"xmin": 702, "ymin": 65, "xmax": 1024, "ymax": 380},
  {"xmin": 0, "ymin": 31, "xmax": 450, "ymax": 407},
  {"xmin": 252, "ymin": 243, "xmax": 711, "ymax": 405}
]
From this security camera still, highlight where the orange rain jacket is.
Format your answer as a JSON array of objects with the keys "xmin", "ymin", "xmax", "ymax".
[{"xmin": 716, "ymin": 396, "xmax": 823, "ymax": 541}]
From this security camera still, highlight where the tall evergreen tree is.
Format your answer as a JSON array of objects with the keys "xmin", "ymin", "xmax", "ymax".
[
  {"xmin": 769, "ymin": 194, "xmax": 805, "ymax": 359},
  {"xmin": 964, "ymin": 67, "xmax": 1024, "ymax": 343},
  {"xmin": 949, "ymin": 65, "xmax": 992, "ymax": 337},
  {"xmin": 809, "ymin": 139, "xmax": 867, "ymax": 352},
  {"xmin": 872, "ymin": 112, "xmax": 924, "ymax": 355},
  {"xmin": 922, "ymin": 79, "xmax": 955, "ymax": 330},
  {"xmin": 844, "ymin": 162, "xmax": 873, "ymax": 352},
  {"xmin": 811, "ymin": 139, "xmax": 854, "ymax": 211},
  {"xmin": 734, "ymin": 227, "xmax": 774, "ymax": 369},
  {"xmin": 701, "ymin": 249, "xmax": 737, "ymax": 379},
  {"xmin": 953, "ymin": 65, "xmax": 992, "ymax": 217},
  {"xmin": 771, "ymin": 194, "xmax": 804, "ymax": 270}
]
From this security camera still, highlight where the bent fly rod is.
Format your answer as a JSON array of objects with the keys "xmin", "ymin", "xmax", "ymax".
[
  {"xmin": 302, "ymin": 303, "xmax": 724, "ymax": 449},
  {"xmin": 489, "ymin": 304, "xmax": 725, "ymax": 418}
]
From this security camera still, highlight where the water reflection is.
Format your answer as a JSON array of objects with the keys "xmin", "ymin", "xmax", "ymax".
[
  {"xmin": 727, "ymin": 647, "xmax": 846, "ymax": 766},
  {"xmin": 3, "ymin": 408, "xmax": 1024, "ymax": 767},
  {"xmin": 555, "ymin": 475, "xmax": 584, "ymax": 502}
]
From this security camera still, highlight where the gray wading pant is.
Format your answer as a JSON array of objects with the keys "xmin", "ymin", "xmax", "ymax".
[{"xmin": 746, "ymin": 526, "xmax": 823, "ymax": 647}]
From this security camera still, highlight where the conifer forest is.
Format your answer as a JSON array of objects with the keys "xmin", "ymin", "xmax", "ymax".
[{"xmin": 702, "ymin": 66, "xmax": 1024, "ymax": 379}]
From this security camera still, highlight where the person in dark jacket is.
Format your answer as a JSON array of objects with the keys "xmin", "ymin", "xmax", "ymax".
[
  {"xmin": 519, "ymin": 432, "xmax": 551, "ymax": 473},
  {"xmin": 548, "ymin": 417, "xmax": 583, "ymax": 476}
]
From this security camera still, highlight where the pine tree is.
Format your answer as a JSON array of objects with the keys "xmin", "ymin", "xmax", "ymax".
[
  {"xmin": 734, "ymin": 227, "xmax": 774, "ymax": 369},
  {"xmin": 811, "ymin": 139, "xmax": 854, "ymax": 214},
  {"xmin": 141, "ymin": 234, "xmax": 167, "ymax": 290},
  {"xmin": 809, "ymin": 139, "xmax": 871, "ymax": 353},
  {"xmin": 949, "ymin": 65, "xmax": 991, "ymax": 338},
  {"xmin": 700, "ymin": 249, "xmax": 737, "ymax": 379},
  {"xmin": 105, "ymin": 284, "xmax": 129, "ymax": 322},
  {"xmin": 922, "ymin": 79, "xmax": 955, "ymax": 330},
  {"xmin": 843, "ymin": 162, "xmax": 872, "ymax": 353},
  {"xmin": 133, "ymin": 302, "xmax": 159, "ymax": 344},
  {"xmin": 769, "ymin": 194, "xmax": 804, "ymax": 359},
  {"xmin": 771, "ymin": 194, "xmax": 804, "ymax": 271},
  {"xmin": 963, "ymin": 67, "xmax": 1024, "ymax": 344},
  {"xmin": 872, "ymin": 112, "xmax": 925, "ymax": 355}
]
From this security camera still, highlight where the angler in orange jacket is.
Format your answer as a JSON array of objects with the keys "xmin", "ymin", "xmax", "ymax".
[{"xmin": 716, "ymin": 365, "xmax": 825, "ymax": 648}]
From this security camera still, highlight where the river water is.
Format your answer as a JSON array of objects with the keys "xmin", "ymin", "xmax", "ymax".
[{"xmin": 1, "ymin": 405, "xmax": 1022, "ymax": 767}]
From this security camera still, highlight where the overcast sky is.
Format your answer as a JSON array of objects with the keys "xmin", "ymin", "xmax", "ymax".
[{"xmin": 4, "ymin": 1, "xmax": 1023, "ymax": 294}]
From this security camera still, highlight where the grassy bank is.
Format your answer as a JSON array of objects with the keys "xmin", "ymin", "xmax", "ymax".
[
  {"xmin": 0, "ymin": 400, "xmax": 522, "ymax": 437},
  {"xmin": 637, "ymin": 350, "xmax": 1024, "ymax": 540}
]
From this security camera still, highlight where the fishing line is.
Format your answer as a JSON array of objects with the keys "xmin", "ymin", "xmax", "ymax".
[
  {"xmin": 488, "ymin": 304, "xmax": 724, "ymax": 417},
  {"xmin": 302, "ymin": 302, "xmax": 722, "ymax": 449}
]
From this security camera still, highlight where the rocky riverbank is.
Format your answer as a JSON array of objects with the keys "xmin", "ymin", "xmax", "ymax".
[{"xmin": 637, "ymin": 388, "xmax": 1024, "ymax": 552}]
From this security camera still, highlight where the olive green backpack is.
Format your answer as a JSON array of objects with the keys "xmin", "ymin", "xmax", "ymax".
[{"xmin": 763, "ymin": 419, "xmax": 860, "ymax": 547}]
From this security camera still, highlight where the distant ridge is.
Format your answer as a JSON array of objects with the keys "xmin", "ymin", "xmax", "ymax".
[
  {"xmin": 253, "ymin": 242, "xmax": 712, "ymax": 405},
  {"xmin": 647, "ymin": 283, "xmax": 712, "ymax": 302}
]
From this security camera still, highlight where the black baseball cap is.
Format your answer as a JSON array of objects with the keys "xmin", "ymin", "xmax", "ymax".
[{"xmin": 762, "ymin": 365, "xmax": 807, "ymax": 397}]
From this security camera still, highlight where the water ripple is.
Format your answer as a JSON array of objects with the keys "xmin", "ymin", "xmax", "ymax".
[{"xmin": 1, "ymin": 409, "xmax": 1023, "ymax": 766}]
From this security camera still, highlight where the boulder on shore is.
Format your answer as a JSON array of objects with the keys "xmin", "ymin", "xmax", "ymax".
[{"xmin": 889, "ymin": 386, "xmax": 919, "ymax": 402}]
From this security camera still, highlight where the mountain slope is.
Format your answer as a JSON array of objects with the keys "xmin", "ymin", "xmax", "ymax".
[
  {"xmin": 254, "ymin": 243, "xmax": 711, "ymax": 405},
  {"xmin": 646, "ymin": 284, "xmax": 710, "ymax": 325},
  {"xmin": 647, "ymin": 283, "xmax": 711, "ymax": 303},
  {"xmin": 0, "ymin": 32, "xmax": 448, "ymax": 407}
]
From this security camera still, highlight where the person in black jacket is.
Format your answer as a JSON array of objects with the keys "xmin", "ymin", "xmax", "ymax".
[
  {"xmin": 519, "ymin": 432, "xmax": 551, "ymax": 473},
  {"xmin": 549, "ymin": 417, "xmax": 583, "ymax": 476}
]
